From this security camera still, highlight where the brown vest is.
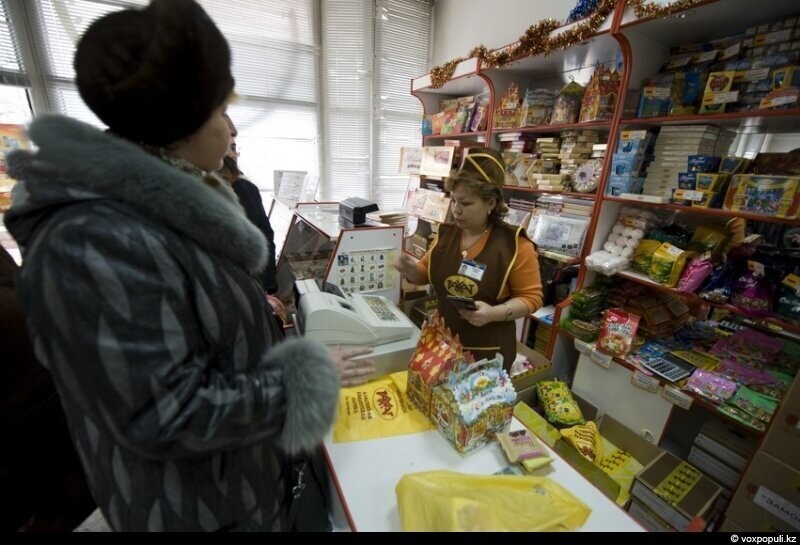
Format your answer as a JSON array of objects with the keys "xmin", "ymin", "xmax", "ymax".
[{"xmin": 428, "ymin": 222, "xmax": 524, "ymax": 369}]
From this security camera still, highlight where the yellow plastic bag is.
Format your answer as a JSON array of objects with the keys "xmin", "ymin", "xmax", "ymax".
[
  {"xmin": 332, "ymin": 371, "xmax": 434, "ymax": 443},
  {"xmin": 396, "ymin": 470, "xmax": 591, "ymax": 531}
]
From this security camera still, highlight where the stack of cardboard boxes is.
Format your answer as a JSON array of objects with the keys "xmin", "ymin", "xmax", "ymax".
[{"xmin": 723, "ymin": 376, "xmax": 800, "ymax": 531}]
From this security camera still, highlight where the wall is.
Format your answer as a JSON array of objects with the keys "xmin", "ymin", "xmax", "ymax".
[{"xmin": 432, "ymin": 0, "xmax": 575, "ymax": 66}]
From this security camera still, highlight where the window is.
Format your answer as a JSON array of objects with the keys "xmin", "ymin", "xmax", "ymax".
[
  {"xmin": 322, "ymin": 0, "xmax": 431, "ymax": 209},
  {"xmin": 1, "ymin": 0, "xmax": 431, "ymax": 208}
]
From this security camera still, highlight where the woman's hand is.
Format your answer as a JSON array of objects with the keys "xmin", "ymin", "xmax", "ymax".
[
  {"xmin": 457, "ymin": 300, "xmax": 496, "ymax": 327},
  {"xmin": 393, "ymin": 252, "xmax": 420, "ymax": 282},
  {"xmin": 328, "ymin": 346, "xmax": 375, "ymax": 387}
]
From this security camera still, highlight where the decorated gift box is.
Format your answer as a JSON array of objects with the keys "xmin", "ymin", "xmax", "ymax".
[
  {"xmin": 407, "ymin": 312, "xmax": 473, "ymax": 418},
  {"xmin": 430, "ymin": 356, "xmax": 517, "ymax": 454}
]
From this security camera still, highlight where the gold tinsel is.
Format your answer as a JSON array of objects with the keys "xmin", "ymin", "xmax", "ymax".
[
  {"xmin": 428, "ymin": 0, "xmax": 615, "ymax": 89},
  {"xmin": 628, "ymin": 0, "xmax": 706, "ymax": 19}
]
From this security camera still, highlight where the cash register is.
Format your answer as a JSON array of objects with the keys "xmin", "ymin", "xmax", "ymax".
[{"xmin": 294, "ymin": 279, "xmax": 420, "ymax": 378}]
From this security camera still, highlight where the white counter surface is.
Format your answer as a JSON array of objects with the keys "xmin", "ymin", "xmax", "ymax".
[{"xmin": 324, "ymin": 417, "xmax": 646, "ymax": 532}]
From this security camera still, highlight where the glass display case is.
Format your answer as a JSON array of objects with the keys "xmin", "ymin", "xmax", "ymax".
[{"xmin": 275, "ymin": 203, "xmax": 405, "ymax": 310}]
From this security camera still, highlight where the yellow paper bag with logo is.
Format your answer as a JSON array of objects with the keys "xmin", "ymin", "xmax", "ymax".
[
  {"xmin": 396, "ymin": 470, "xmax": 591, "ymax": 531},
  {"xmin": 332, "ymin": 371, "xmax": 434, "ymax": 443}
]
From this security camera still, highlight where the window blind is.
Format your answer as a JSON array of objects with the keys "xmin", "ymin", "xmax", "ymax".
[
  {"xmin": 374, "ymin": 0, "xmax": 431, "ymax": 208},
  {"xmin": 322, "ymin": 0, "xmax": 430, "ymax": 207},
  {"xmin": 321, "ymin": 0, "xmax": 373, "ymax": 202}
]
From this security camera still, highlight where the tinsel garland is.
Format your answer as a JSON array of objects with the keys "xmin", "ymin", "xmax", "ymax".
[
  {"xmin": 627, "ymin": 0, "xmax": 707, "ymax": 19},
  {"xmin": 428, "ymin": 0, "xmax": 615, "ymax": 88}
]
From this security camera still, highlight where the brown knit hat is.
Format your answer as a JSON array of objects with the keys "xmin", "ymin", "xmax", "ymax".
[
  {"xmin": 458, "ymin": 148, "xmax": 506, "ymax": 188},
  {"xmin": 74, "ymin": 0, "xmax": 234, "ymax": 147}
]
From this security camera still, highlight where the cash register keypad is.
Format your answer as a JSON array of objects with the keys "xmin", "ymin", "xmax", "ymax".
[{"xmin": 363, "ymin": 296, "xmax": 398, "ymax": 322}]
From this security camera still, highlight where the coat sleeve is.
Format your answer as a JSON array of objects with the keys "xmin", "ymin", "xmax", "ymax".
[{"xmin": 19, "ymin": 206, "xmax": 338, "ymax": 460}]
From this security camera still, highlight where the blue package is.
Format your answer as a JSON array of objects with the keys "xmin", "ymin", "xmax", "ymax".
[
  {"xmin": 678, "ymin": 172, "xmax": 697, "ymax": 189},
  {"xmin": 687, "ymin": 155, "xmax": 720, "ymax": 173}
]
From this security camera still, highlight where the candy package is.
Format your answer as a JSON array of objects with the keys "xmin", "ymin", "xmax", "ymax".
[
  {"xmin": 649, "ymin": 242, "xmax": 695, "ymax": 287},
  {"xmin": 677, "ymin": 253, "xmax": 714, "ymax": 293},
  {"xmin": 550, "ymin": 80, "xmax": 585, "ymax": 125},
  {"xmin": 560, "ymin": 421, "xmax": 604, "ymax": 463},
  {"xmin": 698, "ymin": 263, "xmax": 735, "ymax": 303},
  {"xmin": 731, "ymin": 269, "xmax": 773, "ymax": 318},
  {"xmin": 536, "ymin": 380, "xmax": 585, "ymax": 427},
  {"xmin": 597, "ymin": 308, "xmax": 640, "ymax": 357},
  {"xmin": 725, "ymin": 386, "xmax": 778, "ymax": 424},
  {"xmin": 684, "ymin": 369, "xmax": 737, "ymax": 404},
  {"xmin": 632, "ymin": 240, "xmax": 662, "ymax": 273}
]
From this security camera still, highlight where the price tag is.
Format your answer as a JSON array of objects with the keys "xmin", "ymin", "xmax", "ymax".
[
  {"xmin": 703, "ymin": 90, "xmax": 740, "ymax": 105},
  {"xmin": 664, "ymin": 243, "xmax": 684, "ymax": 257},
  {"xmin": 761, "ymin": 93, "xmax": 799, "ymax": 108},
  {"xmin": 643, "ymin": 86, "xmax": 671, "ymax": 99},
  {"xmin": 631, "ymin": 370, "xmax": 660, "ymax": 393},
  {"xmin": 692, "ymin": 50, "xmax": 718, "ymax": 64},
  {"xmin": 742, "ymin": 234, "xmax": 763, "ymax": 244},
  {"xmin": 719, "ymin": 43, "xmax": 741, "ymax": 61},
  {"xmin": 681, "ymin": 190, "xmax": 704, "ymax": 202},
  {"xmin": 664, "ymin": 57, "xmax": 691, "ymax": 70},
  {"xmin": 734, "ymin": 68, "xmax": 770, "ymax": 83},
  {"xmin": 781, "ymin": 273, "xmax": 800, "ymax": 297},
  {"xmin": 661, "ymin": 385, "xmax": 693, "ymax": 410},
  {"xmin": 748, "ymin": 260, "xmax": 766, "ymax": 276},
  {"xmin": 574, "ymin": 338, "xmax": 593, "ymax": 356},
  {"xmin": 590, "ymin": 348, "xmax": 613, "ymax": 369},
  {"xmin": 621, "ymin": 130, "xmax": 649, "ymax": 141}
]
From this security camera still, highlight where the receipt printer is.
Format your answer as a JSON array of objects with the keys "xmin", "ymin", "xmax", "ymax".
[{"xmin": 339, "ymin": 197, "xmax": 379, "ymax": 225}]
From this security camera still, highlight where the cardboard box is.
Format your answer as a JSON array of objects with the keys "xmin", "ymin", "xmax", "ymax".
[
  {"xmin": 718, "ymin": 517, "xmax": 746, "ymax": 532},
  {"xmin": 726, "ymin": 450, "xmax": 800, "ymax": 531},
  {"xmin": 510, "ymin": 342, "xmax": 553, "ymax": 393},
  {"xmin": 760, "ymin": 375, "xmax": 800, "ymax": 471},
  {"xmin": 628, "ymin": 498, "xmax": 672, "ymax": 532},
  {"xmin": 513, "ymin": 398, "xmax": 663, "ymax": 505},
  {"xmin": 631, "ymin": 451, "xmax": 723, "ymax": 531}
]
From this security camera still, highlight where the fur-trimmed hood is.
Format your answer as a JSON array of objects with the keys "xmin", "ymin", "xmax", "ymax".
[{"xmin": 5, "ymin": 115, "xmax": 267, "ymax": 273}]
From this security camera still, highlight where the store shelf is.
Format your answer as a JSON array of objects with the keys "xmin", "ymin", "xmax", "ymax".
[
  {"xmin": 620, "ymin": 109, "xmax": 800, "ymax": 133},
  {"xmin": 493, "ymin": 120, "xmax": 612, "ymax": 136},
  {"xmin": 559, "ymin": 327, "xmax": 765, "ymax": 438},
  {"xmin": 423, "ymin": 131, "xmax": 488, "ymax": 142},
  {"xmin": 503, "ymin": 186, "xmax": 597, "ymax": 200},
  {"xmin": 616, "ymin": 268, "xmax": 800, "ymax": 336},
  {"xmin": 604, "ymin": 196, "xmax": 800, "ymax": 225},
  {"xmin": 538, "ymin": 249, "xmax": 582, "ymax": 265}
]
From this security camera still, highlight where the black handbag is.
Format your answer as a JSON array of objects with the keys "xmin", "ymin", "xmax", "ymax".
[{"xmin": 285, "ymin": 447, "xmax": 332, "ymax": 532}]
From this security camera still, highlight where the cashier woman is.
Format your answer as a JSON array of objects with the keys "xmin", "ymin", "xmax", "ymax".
[{"xmin": 394, "ymin": 148, "xmax": 543, "ymax": 370}]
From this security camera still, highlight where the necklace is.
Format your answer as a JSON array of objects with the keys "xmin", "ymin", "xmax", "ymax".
[{"xmin": 460, "ymin": 227, "xmax": 490, "ymax": 258}]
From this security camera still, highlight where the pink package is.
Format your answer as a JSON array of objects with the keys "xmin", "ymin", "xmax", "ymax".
[
  {"xmin": 677, "ymin": 254, "xmax": 713, "ymax": 294},
  {"xmin": 716, "ymin": 359, "xmax": 779, "ymax": 387},
  {"xmin": 685, "ymin": 369, "xmax": 738, "ymax": 404}
]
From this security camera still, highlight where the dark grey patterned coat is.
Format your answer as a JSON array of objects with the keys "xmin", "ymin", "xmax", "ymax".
[{"xmin": 4, "ymin": 116, "xmax": 340, "ymax": 531}]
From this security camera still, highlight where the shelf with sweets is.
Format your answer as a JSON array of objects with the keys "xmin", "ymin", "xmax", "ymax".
[
  {"xmin": 503, "ymin": 186, "xmax": 598, "ymax": 200},
  {"xmin": 423, "ymin": 131, "xmax": 488, "ymax": 142},
  {"xmin": 603, "ymin": 195, "xmax": 800, "ymax": 225},
  {"xmin": 615, "ymin": 267, "xmax": 800, "ymax": 336},
  {"xmin": 619, "ymin": 109, "xmax": 800, "ymax": 133},
  {"xmin": 558, "ymin": 327, "xmax": 766, "ymax": 437},
  {"xmin": 493, "ymin": 120, "xmax": 613, "ymax": 136}
]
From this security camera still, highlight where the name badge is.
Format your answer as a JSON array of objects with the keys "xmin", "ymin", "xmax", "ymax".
[{"xmin": 458, "ymin": 259, "xmax": 486, "ymax": 282}]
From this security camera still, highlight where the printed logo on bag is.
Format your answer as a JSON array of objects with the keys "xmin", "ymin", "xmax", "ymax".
[
  {"xmin": 445, "ymin": 275, "xmax": 478, "ymax": 297},
  {"xmin": 373, "ymin": 387, "xmax": 398, "ymax": 420}
]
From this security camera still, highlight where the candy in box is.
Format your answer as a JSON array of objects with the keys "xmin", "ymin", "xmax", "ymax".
[
  {"xmin": 430, "ymin": 356, "xmax": 517, "ymax": 454},
  {"xmin": 407, "ymin": 311, "xmax": 473, "ymax": 418}
]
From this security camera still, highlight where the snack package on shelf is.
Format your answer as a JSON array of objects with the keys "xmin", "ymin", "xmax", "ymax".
[
  {"xmin": 536, "ymin": 380, "xmax": 585, "ymax": 427},
  {"xmin": 585, "ymin": 207, "xmax": 656, "ymax": 275},
  {"xmin": 550, "ymin": 80, "xmax": 585, "ymax": 125},
  {"xmin": 521, "ymin": 88, "xmax": 556, "ymax": 126},
  {"xmin": 493, "ymin": 82, "xmax": 523, "ymax": 129},
  {"xmin": 596, "ymin": 308, "xmax": 641, "ymax": 357},
  {"xmin": 579, "ymin": 64, "xmax": 620, "ymax": 122}
]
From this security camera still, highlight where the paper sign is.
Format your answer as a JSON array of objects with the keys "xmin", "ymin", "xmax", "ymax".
[
  {"xmin": 574, "ymin": 339, "xmax": 593, "ymax": 356},
  {"xmin": 589, "ymin": 348, "xmax": 612, "ymax": 369},
  {"xmin": 399, "ymin": 147, "xmax": 422, "ymax": 175},
  {"xmin": 631, "ymin": 370, "xmax": 660, "ymax": 393},
  {"xmin": 661, "ymin": 385, "xmax": 693, "ymax": 410},
  {"xmin": 419, "ymin": 146, "xmax": 455, "ymax": 178},
  {"xmin": 753, "ymin": 486, "xmax": 800, "ymax": 530},
  {"xmin": 274, "ymin": 170, "xmax": 308, "ymax": 208},
  {"xmin": 702, "ymin": 90, "xmax": 739, "ymax": 105}
]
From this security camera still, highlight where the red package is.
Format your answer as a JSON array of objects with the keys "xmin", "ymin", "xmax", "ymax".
[{"xmin": 597, "ymin": 308, "xmax": 641, "ymax": 357}]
